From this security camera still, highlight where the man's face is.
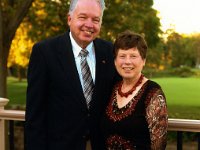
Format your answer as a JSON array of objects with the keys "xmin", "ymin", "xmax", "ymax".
[{"xmin": 68, "ymin": 0, "xmax": 102, "ymax": 48}]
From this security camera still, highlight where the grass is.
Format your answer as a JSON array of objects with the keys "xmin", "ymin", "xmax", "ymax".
[
  {"xmin": 152, "ymin": 77, "xmax": 200, "ymax": 106},
  {"xmin": 6, "ymin": 76, "xmax": 200, "ymax": 143},
  {"xmin": 152, "ymin": 77, "xmax": 200, "ymax": 119},
  {"xmin": 7, "ymin": 77, "xmax": 27, "ymax": 108},
  {"xmin": 6, "ymin": 76, "xmax": 200, "ymax": 119}
]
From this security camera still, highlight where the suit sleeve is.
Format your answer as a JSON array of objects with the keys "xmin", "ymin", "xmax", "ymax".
[{"xmin": 25, "ymin": 43, "xmax": 48, "ymax": 150}]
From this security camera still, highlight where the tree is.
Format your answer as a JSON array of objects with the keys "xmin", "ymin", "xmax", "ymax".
[
  {"xmin": 146, "ymin": 41, "xmax": 167, "ymax": 69},
  {"xmin": 27, "ymin": 0, "xmax": 69, "ymax": 42},
  {"xmin": 193, "ymin": 36, "xmax": 200, "ymax": 68},
  {"xmin": 8, "ymin": 22, "xmax": 33, "ymax": 81},
  {"xmin": 2, "ymin": 0, "xmax": 162, "ymax": 97},
  {"xmin": 0, "ymin": 0, "xmax": 34, "ymax": 97},
  {"xmin": 167, "ymin": 32, "xmax": 185, "ymax": 67},
  {"xmin": 166, "ymin": 32, "xmax": 199, "ymax": 68},
  {"xmin": 186, "ymin": 34, "xmax": 200, "ymax": 68},
  {"xmin": 26, "ymin": 0, "xmax": 161, "ymax": 47},
  {"xmin": 102, "ymin": 0, "xmax": 162, "ymax": 47}
]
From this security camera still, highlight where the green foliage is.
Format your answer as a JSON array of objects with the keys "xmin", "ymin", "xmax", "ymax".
[
  {"xmin": 102, "ymin": 0, "xmax": 161, "ymax": 47},
  {"xmin": 1, "ymin": 0, "xmax": 24, "ymax": 25},
  {"xmin": 25, "ymin": 0, "xmax": 161, "ymax": 48},
  {"xmin": 146, "ymin": 40, "xmax": 167, "ymax": 69},
  {"xmin": 27, "ymin": 0, "xmax": 69, "ymax": 42},
  {"xmin": 166, "ymin": 32, "xmax": 200, "ymax": 68},
  {"xmin": 143, "ymin": 68, "xmax": 173, "ymax": 78},
  {"xmin": 167, "ymin": 33, "xmax": 185, "ymax": 67},
  {"xmin": 172, "ymin": 66, "xmax": 195, "ymax": 77}
]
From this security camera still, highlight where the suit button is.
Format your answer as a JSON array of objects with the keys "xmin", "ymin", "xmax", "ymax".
[
  {"xmin": 82, "ymin": 135, "xmax": 86, "ymax": 139},
  {"xmin": 82, "ymin": 135, "xmax": 89, "ymax": 140}
]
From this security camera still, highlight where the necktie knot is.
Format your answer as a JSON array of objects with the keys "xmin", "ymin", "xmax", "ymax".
[{"xmin": 79, "ymin": 49, "xmax": 89, "ymax": 57}]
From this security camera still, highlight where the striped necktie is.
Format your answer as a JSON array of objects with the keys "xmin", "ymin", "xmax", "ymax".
[{"xmin": 79, "ymin": 49, "xmax": 94, "ymax": 108}]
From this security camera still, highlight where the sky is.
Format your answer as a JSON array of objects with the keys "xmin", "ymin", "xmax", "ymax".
[{"xmin": 153, "ymin": 0, "xmax": 200, "ymax": 34}]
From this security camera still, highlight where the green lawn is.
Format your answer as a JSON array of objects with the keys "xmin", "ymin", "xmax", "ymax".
[
  {"xmin": 7, "ymin": 77, "xmax": 27, "ymax": 107},
  {"xmin": 152, "ymin": 77, "xmax": 200, "ymax": 106},
  {"xmin": 152, "ymin": 77, "xmax": 200, "ymax": 119},
  {"xmin": 6, "ymin": 77, "xmax": 200, "ymax": 119}
]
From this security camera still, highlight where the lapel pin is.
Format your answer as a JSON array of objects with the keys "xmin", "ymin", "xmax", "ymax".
[{"xmin": 102, "ymin": 60, "xmax": 106, "ymax": 64}]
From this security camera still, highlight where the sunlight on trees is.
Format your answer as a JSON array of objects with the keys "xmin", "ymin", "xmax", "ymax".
[
  {"xmin": 8, "ymin": 23, "xmax": 33, "ymax": 68},
  {"xmin": 5, "ymin": 0, "xmax": 200, "ymax": 78},
  {"xmin": 33, "ymin": 1, "xmax": 47, "ymax": 19},
  {"xmin": 0, "ymin": 0, "xmax": 34, "ymax": 97}
]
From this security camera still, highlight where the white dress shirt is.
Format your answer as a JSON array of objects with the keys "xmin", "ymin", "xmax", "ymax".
[{"xmin": 69, "ymin": 32, "xmax": 96, "ymax": 89}]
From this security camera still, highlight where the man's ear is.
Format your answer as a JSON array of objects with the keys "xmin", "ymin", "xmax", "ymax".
[{"xmin": 67, "ymin": 14, "xmax": 71, "ymax": 26}]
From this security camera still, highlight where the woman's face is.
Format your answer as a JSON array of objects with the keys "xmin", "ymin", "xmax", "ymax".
[{"xmin": 114, "ymin": 47, "xmax": 146, "ymax": 80}]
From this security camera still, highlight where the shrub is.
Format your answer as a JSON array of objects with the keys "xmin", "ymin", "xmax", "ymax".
[{"xmin": 172, "ymin": 66, "xmax": 195, "ymax": 77}]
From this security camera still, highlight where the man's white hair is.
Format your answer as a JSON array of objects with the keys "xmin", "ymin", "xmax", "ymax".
[{"xmin": 68, "ymin": 0, "xmax": 105, "ymax": 17}]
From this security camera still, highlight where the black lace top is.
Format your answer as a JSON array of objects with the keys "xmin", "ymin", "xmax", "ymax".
[{"xmin": 101, "ymin": 80, "xmax": 168, "ymax": 150}]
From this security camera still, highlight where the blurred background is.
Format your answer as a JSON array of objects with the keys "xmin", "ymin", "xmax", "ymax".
[{"xmin": 0, "ymin": 0, "xmax": 200, "ymax": 149}]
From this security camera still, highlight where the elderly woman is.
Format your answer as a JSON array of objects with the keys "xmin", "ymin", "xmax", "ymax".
[{"xmin": 101, "ymin": 30, "xmax": 168, "ymax": 150}]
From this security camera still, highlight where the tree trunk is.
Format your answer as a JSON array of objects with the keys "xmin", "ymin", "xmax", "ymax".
[
  {"xmin": 0, "ymin": 55, "xmax": 7, "ymax": 98},
  {"xmin": 0, "ymin": 0, "xmax": 6, "ymax": 98},
  {"xmin": 0, "ymin": 0, "xmax": 34, "ymax": 97},
  {"xmin": 0, "ymin": 43, "xmax": 11, "ymax": 98},
  {"xmin": 0, "ymin": 4, "xmax": 9, "ymax": 97},
  {"xmin": 17, "ymin": 66, "xmax": 22, "ymax": 82}
]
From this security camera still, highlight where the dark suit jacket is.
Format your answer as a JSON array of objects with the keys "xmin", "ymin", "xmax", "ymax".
[{"xmin": 25, "ymin": 31, "xmax": 116, "ymax": 150}]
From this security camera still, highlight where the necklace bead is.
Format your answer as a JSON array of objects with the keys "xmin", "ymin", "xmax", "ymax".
[{"xmin": 118, "ymin": 74, "xmax": 144, "ymax": 98}]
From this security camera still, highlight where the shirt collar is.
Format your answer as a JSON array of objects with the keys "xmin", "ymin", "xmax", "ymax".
[{"xmin": 69, "ymin": 32, "xmax": 94, "ymax": 58}]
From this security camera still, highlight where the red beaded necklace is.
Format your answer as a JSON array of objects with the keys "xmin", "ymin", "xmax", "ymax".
[{"xmin": 118, "ymin": 74, "xmax": 144, "ymax": 98}]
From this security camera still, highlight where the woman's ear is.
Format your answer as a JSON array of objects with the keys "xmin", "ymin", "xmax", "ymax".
[
  {"xmin": 143, "ymin": 59, "xmax": 146, "ymax": 67},
  {"xmin": 114, "ymin": 59, "xmax": 117, "ymax": 67}
]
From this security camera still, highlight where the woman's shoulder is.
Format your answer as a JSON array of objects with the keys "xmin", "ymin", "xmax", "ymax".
[
  {"xmin": 144, "ymin": 80, "xmax": 165, "ymax": 97},
  {"xmin": 146, "ymin": 80, "xmax": 162, "ymax": 89}
]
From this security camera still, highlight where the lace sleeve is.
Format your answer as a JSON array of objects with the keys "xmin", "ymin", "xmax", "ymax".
[{"xmin": 146, "ymin": 88, "xmax": 168, "ymax": 150}]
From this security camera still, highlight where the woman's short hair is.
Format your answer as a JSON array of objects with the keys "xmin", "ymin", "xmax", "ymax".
[{"xmin": 113, "ymin": 30, "xmax": 148, "ymax": 60}]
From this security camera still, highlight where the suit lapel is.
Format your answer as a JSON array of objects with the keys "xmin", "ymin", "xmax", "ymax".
[
  {"xmin": 93, "ymin": 40, "xmax": 107, "ymax": 96},
  {"xmin": 56, "ymin": 32, "xmax": 87, "ymax": 108},
  {"xmin": 56, "ymin": 34, "xmax": 109, "ymax": 109}
]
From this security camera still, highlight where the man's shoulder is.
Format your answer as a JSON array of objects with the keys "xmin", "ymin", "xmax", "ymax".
[
  {"xmin": 31, "ymin": 32, "xmax": 70, "ymax": 56},
  {"xmin": 94, "ymin": 38, "xmax": 113, "ymax": 49},
  {"xmin": 34, "ymin": 32, "xmax": 69, "ymax": 48},
  {"xmin": 95, "ymin": 38, "xmax": 112, "ymax": 45}
]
